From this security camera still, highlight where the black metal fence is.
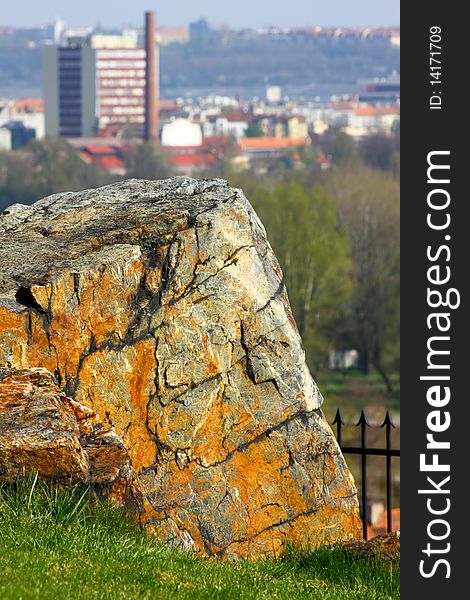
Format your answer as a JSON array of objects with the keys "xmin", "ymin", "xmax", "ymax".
[{"xmin": 332, "ymin": 408, "xmax": 400, "ymax": 539}]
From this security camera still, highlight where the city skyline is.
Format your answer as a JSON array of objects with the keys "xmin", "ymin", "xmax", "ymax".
[{"xmin": 2, "ymin": 0, "xmax": 399, "ymax": 29}]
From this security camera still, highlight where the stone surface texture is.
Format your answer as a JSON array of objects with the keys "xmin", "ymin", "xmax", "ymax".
[{"xmin": 0, "ymin": 178, "xmax": 361, "ymax": 558}]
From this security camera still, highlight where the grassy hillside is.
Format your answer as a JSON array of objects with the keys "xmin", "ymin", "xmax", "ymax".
[{"xmin": 0, "ymin": 478, "xmax": 399, "ymax": 600}]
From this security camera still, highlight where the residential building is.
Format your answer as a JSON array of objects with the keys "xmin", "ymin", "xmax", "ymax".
[
  {"xmin": 0, "ymin": 121, "xmax": 36, "ymax": 150},
  {"xmin": 252, "ymin": 114, "xmax": 308, "ymax": 139},
  {"xmin": 202, "ymin": 111, "xmax": 251, "ymax": 140},
  {"xmin": 161, "ymin": 118, "xmax": 202, "ymax": 147},
  {"xmin": 157, "ymin": 27, "xmax": 189, "ymax": 45},
  {"xmin": 347, "ymin": 105, "xmax": 400, "ymax": 136},
  {"xmin": 239, "ymin": 137, "xmax": 309, "ymax": 159},
  {"xmin": 0, "ymin": 98, "xmax": 45, "ymax": 139},
  {"xmin": 274, "ymin": 115, "xmax": 308, "ymax": 139},
  {"xmin": 166, "ymin": 136, "xmax": 238, "ymax": 172},
  {"xmin": 9, "ymin": 99, "xmax": 45, "ymax": 139}
]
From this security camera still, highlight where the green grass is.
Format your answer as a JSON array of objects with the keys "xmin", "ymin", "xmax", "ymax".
[{"xmin": 0, "ymin": 478, "xmax": 399, "ymax": 600}]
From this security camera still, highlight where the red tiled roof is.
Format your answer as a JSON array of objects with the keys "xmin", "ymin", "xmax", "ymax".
[
  {"xmin": 170, "ymin": 154, "xmax": 215, "ymax": 167},
  {"xmin": 354, "ymin": 105, "xmax": 400, "ymax": 117},
  {"xmin": 67, "ymin": 137, "xmax": 127, "ymax": 148},
  {"xmin": 240, "ymin": 137, "xmax": 309, "ymax": 149},
  {"xmin": 159, "ymin": 99, "xmax": 177, "ymax": 111},
  {"xmin": 94, "ymin": 155, "xmax": 125, "ymax": 170},
  {"xmin": 222, "ymin": 111, "xmax": 253, "ymax": 123},
  {"xmin": 79, "ymin": 150, "xmax": 125, "ymax": 171},
  {"xmin": 15, "ymin": 98, "xmax": 44, "ymax": 113},
  {"xmin": 165, "ymin": 137, "xmax": 237, "ymax": 154},
  {"xmin": 166, "ymin": 135, "xmax": 240, "ymax": 168},
  {"xmin": 82, "ymin": 145, "xmax": 117, "ymax": 156}
]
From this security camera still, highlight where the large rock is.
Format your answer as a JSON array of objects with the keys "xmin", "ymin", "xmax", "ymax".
[{"xmin": 0, "ymin": 178, "xmax": 361, "ymax": 558}]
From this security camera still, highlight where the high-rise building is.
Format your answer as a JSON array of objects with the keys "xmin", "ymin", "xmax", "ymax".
[
  {"xmin": 44, "ymin": 44, "xmax": 96, "ymax": 137},
  {"xmin": 44, "ymin": 17, "xmax": 158, "ymax": 139}
]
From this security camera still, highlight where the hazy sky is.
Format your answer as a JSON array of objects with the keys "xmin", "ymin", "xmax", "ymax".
[{"xmin": 3, "ymin": 1, "xmax": 399, "ymax": 29}]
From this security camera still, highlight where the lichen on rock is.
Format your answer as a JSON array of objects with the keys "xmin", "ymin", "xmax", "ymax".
[{"xmin": 0, "ymin": 177, "xmax": 361, "ymax": 558}]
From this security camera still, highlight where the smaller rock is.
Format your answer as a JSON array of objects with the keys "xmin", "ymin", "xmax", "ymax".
[
  {"xmin": 338, "ymin": 532, "xmax": 400, "ymax": 561},
  {"xmin": 364, "ymin": 531, "xmax": 400, "ymax": 560},
  {"xmin": 0, "ymin": 367, "xmax": 89, "ymax": 482},
  {"xmin": 0, "ymin": 367, "xmax": 142, "ymax": 510}
]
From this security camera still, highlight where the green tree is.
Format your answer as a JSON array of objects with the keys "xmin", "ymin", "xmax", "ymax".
[
  {"xmin": 124, "ymin": 142, "xmax": 172, "ymax": 180},
  {"xmin": 320, "ymin": 129, "xmax": 360, "ymax": 167},
  {"xmin": 333, "ymin": 132, "xmax": 359, "ymax": 165},
  {"xmin": 326, "ymin": 166, "xmax": 400, "ymax": 391},
  {"xmin": 360, "ymin": 133, "xmax": 399, "ymax": 173},
  {"xmin": 244, "ymin": 122, "xmax": 264, "ymax": 138}
]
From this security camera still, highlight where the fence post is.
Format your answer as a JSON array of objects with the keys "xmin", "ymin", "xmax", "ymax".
[
  {"xmin": 332, "ymin": 408, "xmax": 344, "ymax": 447},
  {"xmin": 357, "ymin": 409, "xmax": 369, "ymax": 540},
  {"xmin": 381, "ymin": 410, "xmax": 395, "ymax": 534}
]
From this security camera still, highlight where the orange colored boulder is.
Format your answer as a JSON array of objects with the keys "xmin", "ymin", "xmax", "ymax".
[{"xmin": 0, "ymin": 178, "xmax": 361, "ymax": 557}]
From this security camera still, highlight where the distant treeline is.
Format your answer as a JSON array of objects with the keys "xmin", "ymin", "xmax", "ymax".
[
  {"xmin": 0, "ymin": 34, "xmax": 398, "ymax": 94},
  {"xmin": 160, "ymin": 35, "xmax": 398, "ymax": 87}
]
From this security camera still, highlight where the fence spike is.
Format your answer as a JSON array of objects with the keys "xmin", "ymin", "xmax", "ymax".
[
  {"xmin": 356, "ymin": 409, "xmax": 369, "ymax": 427},
  {"xmin": 380, "ymin": 410, "xmax": 395, "ymax": 429},
  {"xmin": 332, "ymin": 408, "xmax": 344, "ymax": 425}
]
